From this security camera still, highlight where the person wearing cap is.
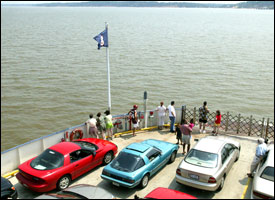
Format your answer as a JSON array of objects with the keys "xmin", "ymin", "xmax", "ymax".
[
  {"xmin": 247, "ymin": 138, "xmax": 268, "ymax": 178},
  {"xmin": 156, "ymin": 101, "xmax": 166, "ymax": 130},
  {"xmin": 128, "ymin": 105, "xmax": 138, "ymax": 136},
  {"xmin": 104, "ymin": 110, "xmax": 114, "ymax": 140}
]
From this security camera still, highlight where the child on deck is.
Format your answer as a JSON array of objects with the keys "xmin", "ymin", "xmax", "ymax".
[
  {"xmin": 189, "ymin": 118, "xmax": 195, "ymax": 129},
  {"xmin": 212, "ymin": 110, "xmax": 221, "ymax": 136},
  {"xmin": 176, "ymin": 123, "xmax": 183, "ymax": 145},
  {"xmin": 189, "ymin": 118, "xmax": 194, "ymax": 141}
]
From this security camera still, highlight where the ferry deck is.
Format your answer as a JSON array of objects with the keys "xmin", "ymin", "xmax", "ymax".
[{"xmin": 6, "ymin": 126, "xmax": 259, "ymax": 199}]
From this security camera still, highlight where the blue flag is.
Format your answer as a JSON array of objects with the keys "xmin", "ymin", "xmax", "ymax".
[{"xmin": 93, "ymin": 28, "xmax": 108, "ymax": 50}]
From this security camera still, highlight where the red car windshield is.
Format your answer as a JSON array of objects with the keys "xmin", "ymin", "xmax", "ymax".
[{"xmin": 30, "ymin": 149, "xmax": 64, "ymax": 170}]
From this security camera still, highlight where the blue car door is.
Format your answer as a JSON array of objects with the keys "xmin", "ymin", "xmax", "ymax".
[{"xmin": 146, "ymin": 148, "xmax": 163, "ymax": 175}]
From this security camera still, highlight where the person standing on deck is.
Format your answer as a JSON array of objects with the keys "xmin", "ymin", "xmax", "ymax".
[
  {"xmin": 156, "ymin": 101, "xmax": 166, "ymax": 130},
  {"xmin": 167, "ymin": 101, "xmax": 176, "ymax": 133},
  {"xmin": 104, "ymin": 110, "xmax": 114, "ymax": 140},
  {"xmin": 128, "ymin": 105, "xmax": 139, "ymax": 136},
  {"xmin": 180, "ymin": 119, "xmax": 192, "ymax": 155},
  {"xmin": 247, "ymin": 138, "xmax": 268, "ymax": 178},
  {"xmin": 199, "ymin": 101, "xmax": 210, "ymax": 134},
  {"xmin": 85, "ymin": 113, "xmax": 98, "ymax": 138},
  {"xmin": 96, "ymin": 112, "xmax": 106, "ymax": 140},
  {"xmin": 212, "ymin": 110, "xmax": 221, "ymax": 136}
]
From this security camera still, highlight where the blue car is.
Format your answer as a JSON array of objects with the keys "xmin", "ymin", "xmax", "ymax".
[{"xmin": 101, "ymin": 139, "xmax": 179, "ymax": 188}]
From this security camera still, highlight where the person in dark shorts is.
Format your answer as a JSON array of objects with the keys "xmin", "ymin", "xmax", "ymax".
[
  {"xmin": 199, "ymin": 101, "xmax": 209, "ymax": 134},
  {"xmin": 128, "ymin": 105, "xmax": 139, "ymax": 136},
  {"xmin": 176, "ymin": 123, "xmax": 183, "ymax": 145}
]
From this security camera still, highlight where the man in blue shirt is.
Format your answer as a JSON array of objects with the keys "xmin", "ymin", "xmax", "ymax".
[{"xmin": 247, "ymin": 138, "xmax": 268, "ymax": 178}]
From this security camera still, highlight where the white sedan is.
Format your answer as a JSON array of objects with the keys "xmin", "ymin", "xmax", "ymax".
[{"xmin": 176, "ymin": 136, "xmax": 240, "ymax": 191}]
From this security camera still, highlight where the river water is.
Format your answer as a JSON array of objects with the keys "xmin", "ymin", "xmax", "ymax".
[{"xmin": 1, "ymin": 7, "xmax": 274, "ymax": 151}]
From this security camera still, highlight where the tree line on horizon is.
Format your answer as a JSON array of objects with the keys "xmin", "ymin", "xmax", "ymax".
[{"xmin": 2, "ymin": 1, "xmax": 274, "ymax": 9}]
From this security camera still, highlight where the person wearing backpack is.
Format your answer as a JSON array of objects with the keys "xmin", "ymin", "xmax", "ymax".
[
  {"xmin": 128, "ymin": 105, "xmax": 139, "ymax": 136},
  {"xmin": 199, "ymin": 101, "xmax": 209, "ymax": 134}
]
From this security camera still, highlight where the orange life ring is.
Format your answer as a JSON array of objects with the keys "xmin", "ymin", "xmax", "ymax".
[{"xmin": 70, "ymin": 129, "xmax": 83, "ymax": 141}]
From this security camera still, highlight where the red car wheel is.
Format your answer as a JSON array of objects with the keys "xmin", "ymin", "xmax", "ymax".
[
  {"xmin": 103, "ymin": 151, "xmax": 113, "ymax": 165},
  {"xmin": 57, "ymin": 175, "xmax": 71, "ymax": 190}
]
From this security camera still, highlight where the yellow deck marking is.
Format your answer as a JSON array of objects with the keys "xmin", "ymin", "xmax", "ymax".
[{"xmin": 241, "ymin": 177, "xmax": 251, "ymax": 199}]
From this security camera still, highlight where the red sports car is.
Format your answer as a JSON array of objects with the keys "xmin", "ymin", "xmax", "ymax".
[{"xmin": 16, "ymin": 138, "xmax": 118, "ymax": 193}]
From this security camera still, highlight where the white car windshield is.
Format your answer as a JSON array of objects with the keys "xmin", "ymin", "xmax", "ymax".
[
  {"xmin": 261, "ymin": 166, "xmax": 274, "ymax": 182},
  {"xmin": 185, "ymin": 149, "xmax": 218, "ymax": 168}
]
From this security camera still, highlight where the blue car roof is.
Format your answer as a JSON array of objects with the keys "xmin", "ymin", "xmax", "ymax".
[{"xmin": 125, "ymin": 143, "xmax": 151, "ymax": 153}]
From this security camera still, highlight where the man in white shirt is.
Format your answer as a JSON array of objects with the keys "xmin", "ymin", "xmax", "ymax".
[
  {"xmin": 167, "ymin": 101, "xmax": 176, "ymax": 133},
  {"xmin": 247, "ymin": 138, "xmax": 268, "ymax": 178},
  {"xmin": 156, "ymin": 101, "xmax": 166, "ymax": 130}
]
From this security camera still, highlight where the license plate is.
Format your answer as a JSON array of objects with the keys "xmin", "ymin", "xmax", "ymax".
[
  {"xmin": 112, "ymin": 182, "xmax": 120, "ymax": 187},
  {"xmin": 189, "ymin": 174, "xmax": 199, "ymax": 180}
]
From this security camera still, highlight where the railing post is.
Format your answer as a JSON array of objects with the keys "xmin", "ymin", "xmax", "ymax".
[
  {"xmin": 225, "ymin": 112, "xmax": 229, "ymax": 132},
  {"xmin": 144, "ymin": 91, "xmax": 148, "ymax": 128},
  {"xmin": 265, "ymin": 118, "xmax": 270, "ymax": 139},
  {"xmin": 193, "ymin": 107, "xmax": 196, "ymax": 125},
  {"xmin": 237, "ymin": 114, "xmax": 241, "ymax": 134},
  {"xmin": 261, "ymin": 118, "xmax": 265, "ymax": 138},
  {"xmin": 248, "ymin": 115, "xmax": 253, "ymax": 136},
  {"xmin": 181, "ymin": 105, "xmax": 186, "ymax": 124},
  {"xmin": 125, "ymin": 115, "xmax": 128, "ymax": 132}
]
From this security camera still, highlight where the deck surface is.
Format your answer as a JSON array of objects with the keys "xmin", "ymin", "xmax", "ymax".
[{"xmin": 9, "ymin": 126, "xmax": 258, "ymax": 199}]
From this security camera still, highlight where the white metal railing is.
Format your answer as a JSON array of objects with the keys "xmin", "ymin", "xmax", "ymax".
[{"xmin": 1, "ymin": 109, "xmax": 182, "ymax": 175}]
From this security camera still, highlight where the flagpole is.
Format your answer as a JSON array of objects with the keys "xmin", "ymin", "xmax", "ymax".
[{"xmin": 105, "ymin": 22, "xmax": 111, "ymax": 111}]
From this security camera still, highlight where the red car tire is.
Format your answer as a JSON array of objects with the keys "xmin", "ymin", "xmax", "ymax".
[
  {"xmin": 57, "ymin": 175, "xmax": 71, "ymax": 190},
  {"xmin": 102, "ymin": 151, "xmax": 114, "ymax": 165}
]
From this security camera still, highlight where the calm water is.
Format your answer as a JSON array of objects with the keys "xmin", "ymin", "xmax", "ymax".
[{"xmin": 1, "ymin": 7, "xmax": 274, "ymax": 151}]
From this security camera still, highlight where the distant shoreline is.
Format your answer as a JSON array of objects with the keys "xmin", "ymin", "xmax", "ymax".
[
  {"xmin": 1, "ymin": 1, "xmax": 274, "ymax": 10},
  {"xmin": 1, "ymin": 6, "xmax": 274, "ymax": 11}
]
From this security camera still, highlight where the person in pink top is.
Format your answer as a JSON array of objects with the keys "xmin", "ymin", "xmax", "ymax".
[
  {"xmin": 189, "ymin": 118, "xmax": 195, "ymax": 129},
  {"xmin": 180, "ymin": 119, "xmax": 192, "ymax": 155},
  {"xmin": 212, "ymin": 110, "xmax": 221, "ymax": 136}
]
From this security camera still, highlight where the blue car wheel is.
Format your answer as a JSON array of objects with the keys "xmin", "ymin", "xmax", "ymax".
[
  {"xmin": 140, "ymin": 174, "xmax": 149, "ymax": 188},
  {"xmin": 169, "ymin": 151, "xmax": 177, "ymax": 163}
]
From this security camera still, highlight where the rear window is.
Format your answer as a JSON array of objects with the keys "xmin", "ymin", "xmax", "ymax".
[
  {"xmin": 72, "ymin": 141, "xmax": 98, "ymax": 151},
  {"xmin": 111, "ymin": 152, "xmax": 143, "ymax": 172},
  {"xmin": 261, "ymin": 166, "xmax": 274, "ymax": 182},
  {"xmin": 30, "ymin": 149, "xmax": 64, "ymax": 170},
  {"xmin": 185, "ymin": 149, "xmax": 218, "ymax": 168}
]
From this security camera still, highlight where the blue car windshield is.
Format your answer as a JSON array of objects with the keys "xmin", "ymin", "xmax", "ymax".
[
  {"xmin": 111, "ymin": 152, "xmax": 142, "ymax": 172},
  {"xmin": 30, "ymin": 149, "xmax": 64, "ymax": 170}
]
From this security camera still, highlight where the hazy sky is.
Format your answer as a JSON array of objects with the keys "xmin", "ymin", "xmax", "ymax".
[{"xmin": 2, "ymin": 1, "xmax": 245, "ymax": 4}]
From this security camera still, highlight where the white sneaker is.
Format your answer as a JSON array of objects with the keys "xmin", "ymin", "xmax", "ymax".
[
  {"xmin": 200, "ymin": 129, "xmax": 202, "ymax": 133},
  {"xmin": 203, "ymin": 130, "xmax": 206, "ymax": 134}
]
